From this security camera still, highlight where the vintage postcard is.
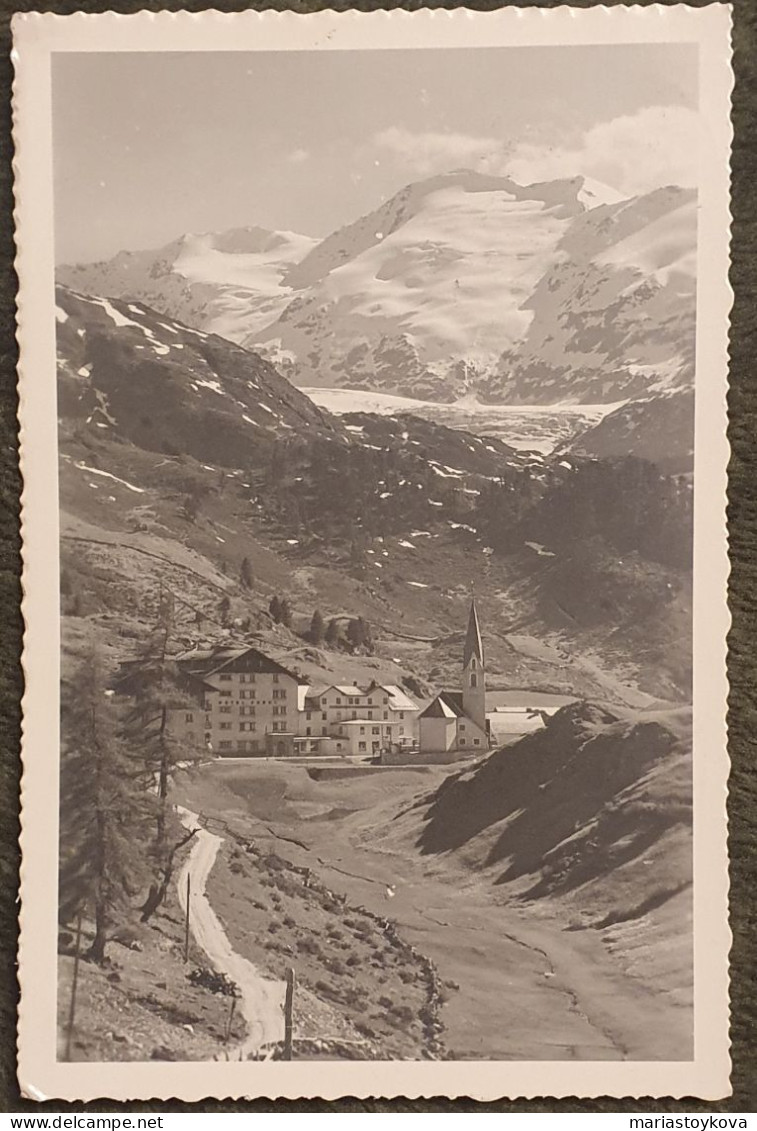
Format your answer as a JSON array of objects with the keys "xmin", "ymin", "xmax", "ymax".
[{"xmin": 13, "ymin": 4, "xmax": 732, "ymax": 1102}]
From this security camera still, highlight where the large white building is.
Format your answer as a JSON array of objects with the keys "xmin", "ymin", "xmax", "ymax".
[{"xmin": 136, "ymin": 645, "xmax": 421, "ymax": 759}]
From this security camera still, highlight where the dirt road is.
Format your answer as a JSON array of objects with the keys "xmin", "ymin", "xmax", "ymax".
[{"xmin": 176, "ymin": 807, "xmax": 286, "ymax": 1057}]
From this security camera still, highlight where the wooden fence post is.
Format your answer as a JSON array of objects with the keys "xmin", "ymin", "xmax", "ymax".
[
  {"xmin": 64, "ymin": 911, "xmax": 83, "ymax": 1062},
  {"xmin": 283, "ymin": 967, "xmax": 295, "ymax": 1060},
  {"xmin": 225, "ymin": 995, "xmax": 237, "ymax": 1045},
  {"xmin": 183, "ymin": 873, "xmax": 191, "ymax": 963}
]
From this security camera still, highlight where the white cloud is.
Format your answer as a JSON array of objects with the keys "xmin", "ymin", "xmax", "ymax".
[
  {"xmin": 372, "ymin": 126, "xmax": 505, "ymax": 177},
  {"xmin": 369, "ymin": 107, "xmax": 699, "ymax": 196},
  {"xmin": 506, "ymin": 106, "xmax": 699, "ymax": 195}
]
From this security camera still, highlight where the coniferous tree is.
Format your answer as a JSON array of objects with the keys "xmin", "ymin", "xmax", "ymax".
[
  {"xmin": 118, "ymin": 588, "xmax": 201, "ymax": 921},
  {"xmin": 240, "ymin": 556, "xmax": 253, "ymax": 590},
  {"xmin": 269, "ymin": 594, "xmax": 282, "ymax": 623},
  {"xmin": 325, "ymin": 617, "xmax": 340, "ymax": 648},
  {"xmin": 219, "ymin": 594, "xmax": 231, "ymax": 624},
  {"xmin": 280, "ymin": 598, "xmax": 293, "ymax": 628},
  {"xmin": 309, "ymin": 609, "xmax": 325, "ymax": 645},
  {"xmin": 59, "ymin": 648, "xmax": 154, "ymax": 962}
]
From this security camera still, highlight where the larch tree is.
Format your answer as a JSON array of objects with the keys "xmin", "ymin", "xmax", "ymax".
[
  {"xmin": 59, "ymin": 647, "xmax": 154, "ymax": 962},
  {"xmin": 117, "ymin": 586, "xmax": 201, "ymax": 921}
]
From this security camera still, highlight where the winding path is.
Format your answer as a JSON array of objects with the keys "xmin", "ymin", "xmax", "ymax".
[{"xmin": 176, "ymin": 807, "xmax": 286, "ymax": 1057}]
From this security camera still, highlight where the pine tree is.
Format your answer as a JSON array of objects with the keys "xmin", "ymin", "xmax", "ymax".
[
  {"xmin": 59, "ymin": 648, "xmax": 154, "ymax": 962},
  {"xmin": 269, "ymin": 595, "xmax": 282, "ymax": 623},
  {"xmin": 346, "ymin": 617, "xmax": 364, "ymax": 652},
  {"xmin": 325, "ymin": 618, "xmax": 340, "ymax": 648},
  {"xmin": 309, "ymin": 609, "xmax": 325, "ymax": 645},
  {"xmin": 240, "ymin": 556, "xmax": 253, "ymax": 590},
  {"xmin": 280, "ymin": 598, "xmax": 293, "ymax": 628},
  {"xmin": 219, "ymin": 594, "xmax": 231, "ymax": 624}
]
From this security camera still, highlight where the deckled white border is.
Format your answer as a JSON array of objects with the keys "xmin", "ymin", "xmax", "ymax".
[{"xmin": 12, "ymin": 3, "xmax": 733, "ymax": 1103}]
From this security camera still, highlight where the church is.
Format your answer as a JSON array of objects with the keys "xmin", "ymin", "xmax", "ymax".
[{"xmin": 418, "ymin": 598, "xmax": 491, "ymax": 755}]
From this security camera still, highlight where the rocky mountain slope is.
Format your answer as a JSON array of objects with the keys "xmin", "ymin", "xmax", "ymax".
[
  {"xmin": 566, "ymin": 387, "xmax": 695, "ymax": 475},
  {"xmin": 56, "ymin": 287, "xmax": 693, "ymax": 705},
  {"xmin": 57, "ymin": 172, "xmax": 696, "ymax": 411}
]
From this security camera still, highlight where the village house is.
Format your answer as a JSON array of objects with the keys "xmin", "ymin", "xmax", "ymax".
[{"xmin": 296, "ymin": 681, "xmax": 419, "ymax": 756}]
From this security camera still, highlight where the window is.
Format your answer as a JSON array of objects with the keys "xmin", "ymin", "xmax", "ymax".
[
  {"xmin": 321, "ymin": 698, "xmax": 327, "ymax": 706},
  {"xmin": 459, "ymin": 738, "xmax": 467, "ymax": 745},
  {"xmin": 220, "ymin": 705, "xmax": 232, "ymax": 714},
  {"xmin": 239, "ymin": 722, "xmax": 256, "ymax": 732},
  {"xmin": 352, "ymin": 710, "xmax": 357, "ymax": 719},
  {"xmin": 306, "ymin": 711, "xmax": 312, "ymax": 721},
  {"xmin": 273, "ymin": 689, "xmax": 286, "ymax": 700},
  {"xmin": 185, "ymin": 712, "xmax": 194, "ymax": 723},
  {"xmin": 383, "ymin": 711, "xmax": 388, "ymax": 720},
  {"xmin": 367, "ymin": 710, "xmax": 373, "ymax": 720},
  {"xmin": 219, "ymin": 722, "xmax": 232, "ymax": 731},
  {"xmin": 372, "ymin": 727, "xmax": 380, "ymax": 735},
  {"xmin": 240, "ymin": 706, "xmax": 256, "ymax": 717},
  {"xmin": 358, "ymin": 742, "xmax": 366, "ymax": 751},
  {"xmin": 306, "ymin": 727, "xmax": 311, "ymax": 737},
  {"xmin": 399, "ymin": 712, "xmax": 405, "ymax": 720},
  {"xmin": 470, "ymin": 673, "xmax": 477, "ymax": 688},
  {"xmin": 359, "ymin": 726, "xmax": 365, "ymax": 735},
  {"xmin": 218, "ymin": 687, "xmax": 232, "ymax": 697},
  {"xmin": 273, "ymin": 674, "xmax": 279, "ymax": 683},
  {"xmin": 473, "ymin": 739, "xmax": 481, "ymax": 746},
  {"xmin": 219, "ymin": 741, "xmax": 232, "ymax": 750},
  {"xmin": 383, "ymin": 697, "xmax": 388, "ymax": 705},
  {"xmin": 322, "ymin": 712, "xmax": 327, "ymax": 721},
  {"xmin": 399, "ymin": 727, "xmax": 405, "ymax": 735},
  {"xmin": 460, "ymin": 722, "xmax": 466, "ymax": 731},
  {"xmin": 336, "ymin": 697, "xmax": 342, "ymax": 705},
  {"xmin": 218, "ymin": 673, "xmax": 232, "ymax": 682}
]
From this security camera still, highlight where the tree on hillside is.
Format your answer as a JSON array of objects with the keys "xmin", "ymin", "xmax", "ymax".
[
  {"xmin": 279, "ymin": 598, "xmax": 293, "ymax": 628},
  {"xmin": 346, "ymin": 617, "xmax": 374, "ymax": 655},
  {"xmin": 59, "ymin": 648, "xmax": 154, "ymax": 962},
  {"xmin": 309, "ymin": 609, "xmax": 325, "ymax": 645},
  {"xmin": 269, "ymin": 595, "xmax": 282, "ymax": 623},
  {"xmin": 240, "ymin": 556, "xmax": 253, "ymax": 590},
  {"xmin": 219, "ymin": 594, "xmax": 231, "ymax": 624},
  {"xmin": 325, "ymin": 617, "xmax": 341, "ymax": 648},
  {"xmin": 118, "ymin": 589, "xmax": 202, "ymax": 921}
]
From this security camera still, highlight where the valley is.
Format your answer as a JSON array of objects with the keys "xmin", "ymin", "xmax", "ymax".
[{"xmin": 54, "ymin": 188, "xmax": 695, "ymax": 1063}]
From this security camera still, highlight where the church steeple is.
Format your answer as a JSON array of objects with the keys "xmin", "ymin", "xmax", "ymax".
[
  {"xmin": 463, "ymin": 597, "xmax": 484, "ymax": 669},
  {"xmin": 462, "ymin": 598, "xmax": 487, "ymax": 735}
]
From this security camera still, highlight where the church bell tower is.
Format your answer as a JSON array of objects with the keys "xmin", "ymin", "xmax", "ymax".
[{"xmin": 462, "ymin": 597, "xmax": 486, "ymax": 734}]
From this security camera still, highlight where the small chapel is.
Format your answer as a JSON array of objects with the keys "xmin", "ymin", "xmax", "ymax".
[{"xmin": 418, "ymin": 598, "xmax": 491, "ymax": 755}]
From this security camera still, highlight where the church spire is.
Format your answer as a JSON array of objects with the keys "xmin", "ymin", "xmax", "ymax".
[{"xmin": 462, "ymin": 597, "xmax": 484, "ymax": 668}]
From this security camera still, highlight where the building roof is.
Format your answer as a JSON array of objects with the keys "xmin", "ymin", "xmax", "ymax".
[
  {"xmin": 381, "ymin": 685, "xmax": 419, "ymax": 712},
  {"xmin": 463, "ymin": 598, "xmax": 484, "ymax": 668},
  {"xmin": 420, "ymin": 690, "xmax": 465, "ymax": 720},
  {"xmin": 175, "ymin": 644, "xmax": 300, "ymax": 682}
]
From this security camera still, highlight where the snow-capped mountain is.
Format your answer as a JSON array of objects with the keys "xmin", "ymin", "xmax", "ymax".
[
  {"xmin": 58, "ymin": 226, "xmax": 317, "ymax": 346},
  {"xmin": 57, "ymin": 171, "xmax": 696, "ymax": 407}
]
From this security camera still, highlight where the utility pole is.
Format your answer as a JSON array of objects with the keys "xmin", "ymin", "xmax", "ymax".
[
  {"xmin": 283, "ymin": 967, "xmax": 295, "ymax": 1060},
  {"xmin": 183, "ymin": 873, "xmax": 191, "ymax": 963},
  {"xmin": 64, "ymin": 911, "xmax": 83, "ymax": 1061}
]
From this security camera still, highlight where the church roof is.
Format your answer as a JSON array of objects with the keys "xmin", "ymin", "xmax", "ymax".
[
  {"xmin": 420, "ymin": 690, "xmax": 465, "ymax": 719},
  {"xmin": 462, "ymin": 598, "xmax": 484, "ymax": 667}
]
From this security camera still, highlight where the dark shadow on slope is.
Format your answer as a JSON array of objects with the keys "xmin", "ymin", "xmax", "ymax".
[{"xmin": 415, "ymin": 702, "xmax": 691, "ymax": 899}]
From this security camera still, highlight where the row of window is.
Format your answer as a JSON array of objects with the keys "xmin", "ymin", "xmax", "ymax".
[{"xmin": 217, "ymin": 672, "xmax": 282, "ymax": 683}]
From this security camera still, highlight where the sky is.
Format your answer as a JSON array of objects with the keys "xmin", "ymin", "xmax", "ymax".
[{"xmin": 52, "ymin": 44, "xmax": 698, "ymax": 264}]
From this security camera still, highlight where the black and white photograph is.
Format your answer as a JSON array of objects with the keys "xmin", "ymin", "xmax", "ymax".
[{"xmin": 12, "ymin": 5, "xmax": 732, "ymax": 1101}]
